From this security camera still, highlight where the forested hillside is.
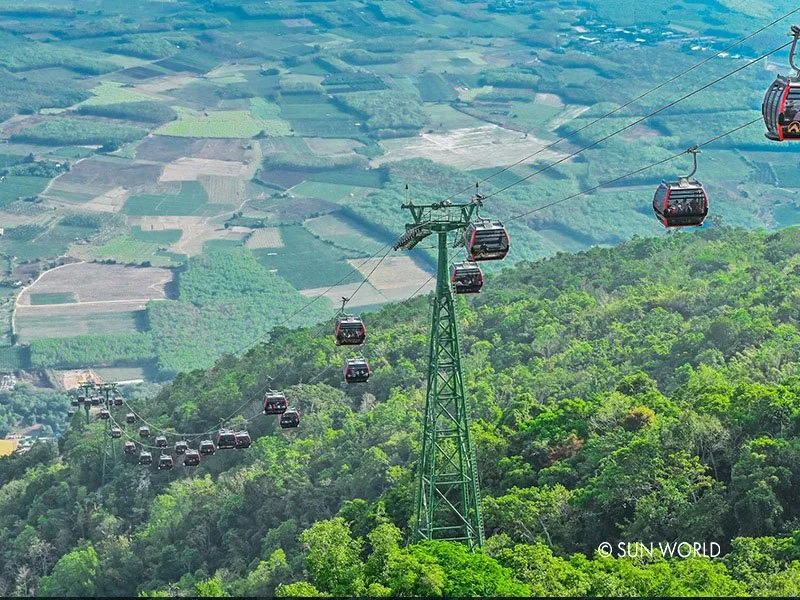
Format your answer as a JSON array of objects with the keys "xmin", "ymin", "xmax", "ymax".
[{"xmin": 1, "ymin": 227, "xmax": 799, "ymax": 597}]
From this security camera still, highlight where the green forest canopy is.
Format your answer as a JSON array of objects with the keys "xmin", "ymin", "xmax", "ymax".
[{"xmin": 1, "ymin": 226, "xmax": 799, "ymax": 595}]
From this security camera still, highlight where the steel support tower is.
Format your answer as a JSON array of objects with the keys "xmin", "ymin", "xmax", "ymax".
[{"xmin": 394, "ymin": 198, "xmax": 484, "ymax": 550}]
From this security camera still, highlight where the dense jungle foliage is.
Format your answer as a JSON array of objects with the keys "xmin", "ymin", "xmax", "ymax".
[{"xmin": 1, "ymin": 226, "xmax": 799, "ymax": 596}]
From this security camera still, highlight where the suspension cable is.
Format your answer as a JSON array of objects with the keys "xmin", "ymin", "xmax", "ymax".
[
  {"xmin": 505, "ymin": 117, "xmax": 761, "ymax": 221},
  {"xmin": 478, "ymin": 42, "xmax": 788, "ymax": 202},
  {"xmin": 440, "ymin": 8, "xmax": 800, "ymax": 202}
]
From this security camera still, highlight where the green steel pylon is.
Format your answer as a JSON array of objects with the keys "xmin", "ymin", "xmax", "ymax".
[{"xmin": 394, "ymin": 197, "xmax": 485, "ymax": 550}]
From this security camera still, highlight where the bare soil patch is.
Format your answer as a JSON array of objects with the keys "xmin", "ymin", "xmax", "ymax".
[
  {"xmin": 347, "ymin": 256, "xmax": 434, "ymax": 301},
  {"xmin": 135, "ymin": 135, "xmax": 203, "ymax": 162},
  {"xmin": 375, "ymin": 125, "xmax": 566, "ymax": 169},
  {"xmin": 245, "ymin": 228, "xmax": 284, "ymax": 249},
  {"xmin": 81, "ymin": 186, "xmax": 131, "ymax": 213},
  {"xmin": 160, "ymin": 157, "xmax": 250, "ymax": 182},
  {"xmin": 17, "ymin": 262, "xmax": 173, "ymax": 306}
]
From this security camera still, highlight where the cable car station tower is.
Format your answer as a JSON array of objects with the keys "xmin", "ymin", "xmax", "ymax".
[{"xmin": 394, "ymin": 197, "xmax": 485, "ymax": 550}]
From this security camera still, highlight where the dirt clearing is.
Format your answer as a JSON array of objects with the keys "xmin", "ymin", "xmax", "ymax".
[
  {"xmin": 299, "ymin": 282, "xmax": 386, "ymax": 308},
  {"xmin": 17, "ymin": 262, "xmax": 173, "ymax": 306},
  {"xmin": 375, "ymin": 125, "xmax": 565, "ymax": 169},
  {"xmin": 160, "ymin": 157, "xmax": 251, "ymax": 181},
  {"xmin": 347, "ymin": 256, "xmax": 434, "ymax": 301},
  {"xmin": 82, "ymin": 186, "xmax": 131, "ymax": 213}
]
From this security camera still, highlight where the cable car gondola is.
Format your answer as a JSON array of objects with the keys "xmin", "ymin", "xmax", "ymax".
[
  {"xmin": 139, "ymin": 425, "xmax": 150, "ymax": 438},
  {"xmin": 653, "ymin": 147, "xmax": 708, "ymax": 228},
  {"xmin": 113, "ymin": 395, "xmax": 124, "ymax": 406},
  {"xmin": 175, "ymin": 441, "xmax": 189, "ymax": 455},
  {"xmin": 235, "ymin": 431, "xmax": 252, "ymax": 449},
  {"xmin": 77, "ymin": 394, "xmax": 86, "ymax": 404},
  {"xmin": 155, "ymin": 436, "xmax": 168, "ymax": 449},
  {"xmin": 450, "ymin": 261, "xmax": 484, "ymax": 294},
  {"xmin": 70, "ymin": 397, "xmax": 80, "ymax": 407},
  {"xmin": 98, "ymin": 409, "xmax": 110, "ymax": 420},
  {"xmin": 216, "ymin": 429, "xmax": 236, "ymax": 450},
  {"xmin": 138, "ymin": 451, "xmax": 153, "ymax": 466},
  {"xmin": 90, "ymin": 396, "xmax": 102, "ymax": 406},
  {"xmin": 183, "ymin": 449, "xmax": 201, "ymax": 467},
  {"xmin": 123, "ymin": 441, "xmax": 137, "ymax": 455},
  {"xmin": 465, "ymin": 219, "xmax": 510, "ymax": 262},
  {"xmin": 67, "ymin": 409, "xmax": 76, "ymax": 418},
  {"xmin": 158, "ymin": 454, "xmax": 174, "ymax": 471},
  {"xmin": 111, "ymin": 427, "xmax": 122, "ymax": 439},
  {"xmin": 263, "ymin": 391, "xmax": 288, "ymax": 415},
  {"xmin": 335, "ymin": 315, "xmax": 367, "ymax": 346},
  {"xmin": 199, "ymin": 440, "xmax": 216, "ymax": 455},
  {"xmin": 763, "ymin": 26, "xmax": 800, "ymax": 141},
  {"xmin": 344, "ymin": 357, "xmax": 371, "ymax": 384},
  {"xmin": 280, "ymin": 409, "xmax": 301, "ymax": 429},
  {"xmin": 126, "ymin": 413, "xmax": 136, "ymax": 424}
]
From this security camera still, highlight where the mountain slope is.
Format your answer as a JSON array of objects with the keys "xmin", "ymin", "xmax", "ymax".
[{"xmin": 1, "ymin": 226, "xmax": 799, "ymax": 596}]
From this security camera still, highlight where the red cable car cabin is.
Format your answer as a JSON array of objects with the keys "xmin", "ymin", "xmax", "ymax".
[
  {"xmin": 344, "ymin": 357, "xmax": 371, "ymax": 384},
  {"xmin": 126, "ymin": 413, "xmax": 136, "ymax": 424},
  {"xmin": 98, "ymin": 409, "xmax": 110, "ymax": 420},
  {"xmin": 155, "ymin": 436, "xmax": 168, "ymax": 448},
  {"xmin": 199, "ymin": 440, "xmax": 216, "ymax": 455},
  {"xmin": 111, "ymin": 427, "xmax": 122, "ymax": 439},
  {"xmin": 234, "ymin": 431, "xmax": 252, "ymax": 449},
  {"xmin": 763, "ymin": 76, "xmax": 800, "ymax": 141},
  {"xmin": 175, "ymin": 441, "xmax": 189, "ymax": 455},
  {"xmin": 264, "ymin": 391, "xmax": 288, "ymax": 415},
  {"xmin": 158, "ymin": 454, "xmax": 174, "ymax": 470},
  {"xmin": 139, "ymin": 425, "xmax": 150, "ymax": 438},
  {"xmin": 335, "ymin": 315, "xmax": 367, "ymax": 346},
  {"xmin": 113, "ymin": 395, "xmax": 124, "ymax": 406},
  {"xmin": 652, "ymin": 179, "xmax": 708, "ymax": 228},
  {"xmin": 465, "ymin": 220, "xmax": 510, "ymax": 262},
  {"xmin": 123, "ymin": 441, "xmax": 137, "ymax": 455},
  {"xmin": 138, "ymin": 451, "xmax": 153, "ymax": 466},
  {"xmin": 183, "ymin": 449, "xmax": 201, "ymax": 466},
  {"xmin": 763, "ymin": 27, "xmax": 800, "ymax": 141},
  {"xmin": 216, "ymin": 429, "xmax": 236, "ymax": 450},
  {"xmin": 450, "ymin": 261, "xmax": 483, "ymax": 294},
  {"xmin": 279, "ymin": 409, "xmax": 301, "ymax": 429}
]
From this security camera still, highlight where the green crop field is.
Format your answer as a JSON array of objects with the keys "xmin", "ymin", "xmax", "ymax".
[
  {"xmin": 16, "ymin": 310, "xmax": 145, "ymax": 341},
  {"xmin": 0, "ymin": 176, "xmax": 51, "ymax": 208},
  {"xmin": 92, "ymin": 236, "xmax": 179, "ymax": 266},
  {"xmin": 80, "ymin": 81, "xmax": 156, "ymax": 106},
  {"xmin": 290, "ymin": 180, "xmax": 377, "ymax": 202},
  {"xmin": 122, "ymin": 182, "xmax": 215, "ymax": 217},
  {"xmin": 252, "ymin": 225, "xmax": 365, "ymax": 289},
  {"xmin": 131, "ymin": 226, "xmax": 183, "ymax": 244},
  {"xmin": 304, "ymin": 212, "xmax": 385, "ymax": 254},
  {"xmin": 158, "ymin": 107, "xmax": 291, "ymax": 138},
  {"xmin": 29, "ymin": 292, "xmax": 77, "ymax": 305}
]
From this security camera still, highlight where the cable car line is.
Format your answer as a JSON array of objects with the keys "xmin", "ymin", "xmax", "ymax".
[
  {"xmin": 439, "ymin": 7, "xmax": 800, "ymax": 204},
  {"xmin": 476, "ymin": 42, "xmax": 789, "ymax": 203},
  {"xmin": 503, "ymin": 116, "xmax": 761, "ymax": 221}
]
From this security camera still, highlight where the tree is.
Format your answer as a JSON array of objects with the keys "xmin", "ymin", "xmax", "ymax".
[
  {"xmin": 299, "ymin": 518, "xmax": 366, "ymax": 596},
  {"xmin": 38, "ymin": 545, "xmax": 99, "ymax": 597}
]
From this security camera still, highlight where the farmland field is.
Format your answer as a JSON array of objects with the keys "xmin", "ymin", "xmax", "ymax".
[
  {"xmin": 158, "ymin": 109, "xmax": 291, "ymax": 138},
  {"xmin": 0, "ymin": 0, "xmax": 796, "ymax": 383},
  {"xmin": 17, "ymin": 263, "xmax": 173, "ymax": 305},
  {"xmin": 16, "ymin": 309, "xmax": 144, "ymax": 341},
  {"xmin": 304, "ymin": 213, "xmax": 385, "ymax": 254},
  {"xmin": 252, "ymin": 225, "xmax": 365, "ymax": 289},
  {"xmin": 122, "ymin": 181, "xmax": 219, "ymax": 216},
  {"xmin": 29, "ymin": 292, "xmax": 76, "ymax": 305}
]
